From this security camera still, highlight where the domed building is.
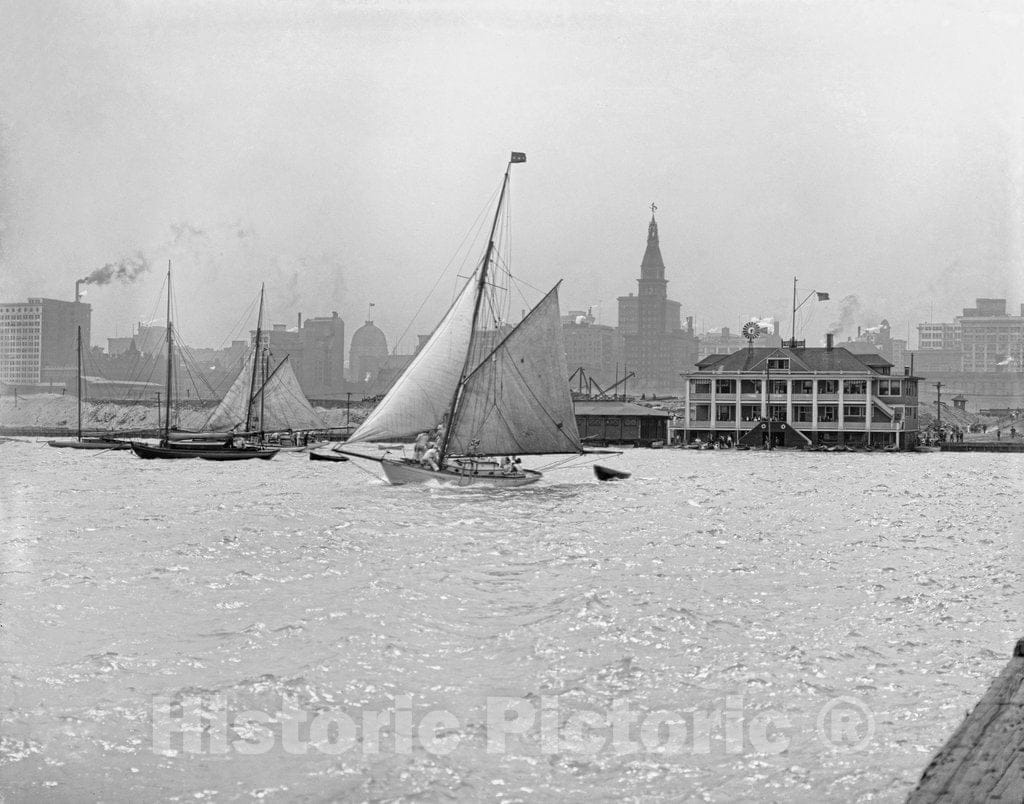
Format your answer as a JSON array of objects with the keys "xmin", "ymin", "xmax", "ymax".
[{"xmin": 349, "ymin": 319, "xmax": 388, "ymax": 384}]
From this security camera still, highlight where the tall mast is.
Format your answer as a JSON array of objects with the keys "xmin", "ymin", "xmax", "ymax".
[
  {"xmin": 245, "ymin": 284, "xmax": 265, "ymax": 434},
  {"xmin": 259, "ymin": 347, "xmax": 268, "ymax": 439},
  {"xmin": 790, "ymin": 276, "xmax": 797, "ymax": 348},
  {"xmin": 164, "ymin": 261, "xmax": 173, "ymax": 442},
  {"xmin": 76, "ymin": 325, "xmax": 82, "ymax": 442},
  {"xmin": 439, "ymin": 152, "xmax": 522, "ymax": 460}
]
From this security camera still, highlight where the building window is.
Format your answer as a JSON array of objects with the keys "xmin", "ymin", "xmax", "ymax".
[
  {"xmin": 843, "ymin": 379, "xmax": 867, "ymax": 395},
  {"xmin": 716, "ymin": 404, "xmax": 736, "ymax": 422},
  {"xmin": 768, "ymin": 404, "xmax": 787, "ymax": 421},
  {"xmin": 818, "ymin": 404, "xmax": 838, "ymax": 423},
  {"xmin": 792, "ymin": 379, "xmax": 813, "ymax": 395},
  {"xmin": 740, "ymin": 379, "xmax": 762, "ymax": 394},
  {"xmin": 817, "ymin": 379, "xmax": 838, "ymax": 394},
  {"xmin": 690, "ymin": 379, "xmax": 711, "ymax": 396},
  {"xmin": 792, "ymin": 404, "xmax": 813, "ymax": 422},
  {"xmin": 767, "ymin": 358, "xmax": 789, "ymax": 370},
  {"xmin": 714, "ymin": 378, "xmax": 736, "ymax": 395},
  {"xmin": 843, "ymin": 404, "xmax": 866, "ymax": 421},
  {"xmin": 690, "ymin": 404, "xmax": 710, "ymax": 422},
  {"xmin": 768, "ymin": 379, "xmax": 788, "ymax": 396},
  {"xmin": 740, "ymin": 404, "xmax": 760, "ymax": 421}
]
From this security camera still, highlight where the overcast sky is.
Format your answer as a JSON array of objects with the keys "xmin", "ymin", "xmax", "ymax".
[{"xmin": 1, "ymin": 0, "xmax": 1021, "ymax": 350}]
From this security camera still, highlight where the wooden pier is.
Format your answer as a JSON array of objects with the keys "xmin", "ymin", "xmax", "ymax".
[
  {"xmin": 908, "ymin": 638, "xmax": 1024, "ymax": 802},
  {"xmin": 940, "ymin": 442, "xmax": 1024, "ymax": 453}
]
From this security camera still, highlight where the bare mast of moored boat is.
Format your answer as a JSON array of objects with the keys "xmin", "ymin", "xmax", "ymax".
[
  {"xmin": 76, "ymin": 325, "xmax": 82, "ymax": 442},
  {"xmin": 163, "ymin": 260, "xmax": 173, "ymax": 444}
]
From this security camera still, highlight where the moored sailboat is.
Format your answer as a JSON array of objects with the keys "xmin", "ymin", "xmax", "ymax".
[
  {"xmin": 338, "ymin": 153, "xmax": 583, "ymax": 486},
  {"xmin": 48, "ymin": 326, "xmax": 130, "ymax": 450},
  {"xmin": 130, "ymin": 266, "xmax": 278, "ymax": 461},
  {"xmin": 202, "ymin": 288, "xmax": 325, "ymax": 449}
]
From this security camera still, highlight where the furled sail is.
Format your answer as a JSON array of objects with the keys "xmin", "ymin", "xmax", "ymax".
[
  {"xmin": 348, "ymin": 274, "xmax": 479, "ymax": 442},
  {"xmin": 445, "ymin": 284, "xmax": 582, "ymax": 456},
  {"xmin": 206, "ymin": 355, "xmax": 323, "ymax": 432}
]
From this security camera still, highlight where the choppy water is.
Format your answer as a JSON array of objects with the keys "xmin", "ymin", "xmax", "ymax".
[{"xmin": 1, "ymin": 442, "xmax": 1022, "ymax": 802}]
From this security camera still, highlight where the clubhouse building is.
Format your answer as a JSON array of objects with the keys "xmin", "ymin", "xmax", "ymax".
[{"xmin": 674, "ymin": 337, "xmax": 921, "ymax": 449}]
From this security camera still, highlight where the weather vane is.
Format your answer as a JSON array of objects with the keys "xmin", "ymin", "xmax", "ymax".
[{"xmin": 650, "ymin": 202, "xmax": 658, "ymax": 215}]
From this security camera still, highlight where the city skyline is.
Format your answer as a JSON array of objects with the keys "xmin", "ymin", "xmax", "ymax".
[
  {"xmin": 1, "ymin": 2, "xmax": 1021, "ymax": 352},
  {"xmin": 7, "ymin": 255, "xmax": 1024, "ymax": 358}
]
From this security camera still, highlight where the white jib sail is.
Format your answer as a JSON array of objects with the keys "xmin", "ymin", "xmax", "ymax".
[
  {"xmin": 205, "ymin": 355, "xmax": 254, "ymax": 431},
  {"xmin": 446, "ymin": 284, "xmax": 582, "ymax": 456},
  {"xmin": 206, "ymin": 356, "xmax": 323, "ymax": 432},
  {"xmin": 348, "ymin": 274, "xmax": 479, "ymax": 442}
]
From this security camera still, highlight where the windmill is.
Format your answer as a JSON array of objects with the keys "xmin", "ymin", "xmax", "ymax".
[{"xmin": 742, "ymin": 320, "xmax": 762, "ymax": 350}]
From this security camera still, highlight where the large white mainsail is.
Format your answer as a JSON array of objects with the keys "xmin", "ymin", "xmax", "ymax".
[
  {"xmin": 347, "ymin": 274, "xmax": 479, "ymax": 442},
  {"xmin": 445, "ymin": 283, "xmax": 582, "ymax": 457},
  {"xmin": 206, "ymin": 355, "xmax": 323, "ymax": 432}
]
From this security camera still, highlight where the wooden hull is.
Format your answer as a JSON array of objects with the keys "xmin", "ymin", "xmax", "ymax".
[
  {"xmin": 309, "ymin": 449, "xmax": 349, "ymax": 462},
  {"xmin": 274, "ymin": 441, "xmax": 327, "ymax": 452},
  {"xmin": 380, "ymin": 458, "xmax": 541, "ymax": 487},
  {"xmin": 593, "ymin": 464, "xmax": 630, "ymax": 481},
  {"xmin": 167, "ymin": 430, "xmax": 232, "ymax": 442},
  {"xmin": 130, "ymin": 442, "xmax": 278, "ymax": 460},
  {"xmin": 48, "ymin": 438, "xmax": 130, "ymax": 450}
]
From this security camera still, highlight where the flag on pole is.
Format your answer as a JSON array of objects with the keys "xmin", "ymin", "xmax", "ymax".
[
  {"xmin": 510, "ymin": 152, "xmax": 526, "ymax": 163},
  {"xmin": 816, "ymin": 292, "xmax": 830, "ymax": 301}
]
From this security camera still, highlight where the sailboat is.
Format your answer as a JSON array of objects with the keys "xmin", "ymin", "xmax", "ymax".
[
  {"xmin": 202, "ymin": 286, "xmax": 326, "ymax": 448},
  {"xmin": 130, "ymin": 265, "xmax": 279, "ymax": 461},
  {"xmin": 48, "ymin": 325, "xmax": 130, "ymax": 450},
  {"xmin": 338, "ymin": 152, "xmax": 583, "ymax": 486}
]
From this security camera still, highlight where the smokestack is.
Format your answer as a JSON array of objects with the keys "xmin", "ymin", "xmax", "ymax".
[
  {"xmin": 75, "ymin": 280, "xmax": 82, "ymax": 303},
  {"xmin": 826, "ymin": 333, "xmax": 834, "ymax": 351},
  {"xmin": 298, "ymin": 312, "xmax": 302, "ymax": 330}
]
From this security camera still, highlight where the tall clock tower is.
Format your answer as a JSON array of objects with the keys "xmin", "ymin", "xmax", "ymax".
[{"xmin": 617, "ymin": 206, "xmax": 696, "ymax": 393}]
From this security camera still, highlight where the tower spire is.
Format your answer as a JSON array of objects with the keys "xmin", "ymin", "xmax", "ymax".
[
  {"xmin": 641, "ymin": 204, "xmax": 666, "ymax": 278},
  {"xmin": 648, "ymin": 202, "xmax": 659, "ymax": 242}
]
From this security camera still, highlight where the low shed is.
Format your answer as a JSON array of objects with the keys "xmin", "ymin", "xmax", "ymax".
[{"xmin": 574, "ymin": 400, "xmax": 671, "ymax": 445}]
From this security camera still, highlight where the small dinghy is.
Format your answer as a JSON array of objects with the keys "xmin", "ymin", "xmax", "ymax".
[
  {"xmin": 309, "ymin": 448, "xmax": 349, "ymax": 462},
  {"xmin": 594, "ymin": 464, "xmax": 630, "ymax": 482}
]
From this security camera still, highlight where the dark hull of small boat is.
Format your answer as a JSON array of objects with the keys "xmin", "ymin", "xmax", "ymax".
[
  {"xmin": 309, "ymin": 449, "xmax": 349, "ymax": 462},
  {"xmin": 594, "ymin": 464, "xmax": 631, "ymax": 481},
  {"xmin": 48, "ymin": 438, "xmax": 130, "ymax": 450},
  {"xmin": 130, "ymin": 442, "xmax": 278, "ymax": 460}
]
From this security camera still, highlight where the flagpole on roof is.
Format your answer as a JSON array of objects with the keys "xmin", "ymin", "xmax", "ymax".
[{"xmin": 789, "ymin": 277, "xmax": 830, "ymax": 347}]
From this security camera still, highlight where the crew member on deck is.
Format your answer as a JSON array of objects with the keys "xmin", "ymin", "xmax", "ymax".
[
  {"xmin": 414, "ymin": 432, "xmax": 429, "ymax": 461},
  {"xmin": 421, "ymin": 443, "xmax": 439, "ymax": 471}
]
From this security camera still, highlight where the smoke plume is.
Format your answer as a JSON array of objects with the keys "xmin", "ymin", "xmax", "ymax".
[
  {"xmin": 828, "ymin": 294, "xmax": 862, "ymax": 339},
  {"xmin": 80, "ymin": 251, "xmax": 150, "ymax": 286}
]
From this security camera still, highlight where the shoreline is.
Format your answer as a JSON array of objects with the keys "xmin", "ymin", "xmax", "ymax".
[{"xmin": 0, "ymin": 393, "xmax": 368, "ymax": 436}]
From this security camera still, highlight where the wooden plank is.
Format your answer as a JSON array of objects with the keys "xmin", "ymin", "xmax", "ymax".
[{"xmin": 908, "ymin": 638, "xmax": 1024, "ymax": 803}]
